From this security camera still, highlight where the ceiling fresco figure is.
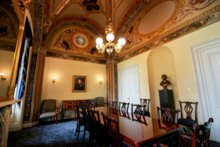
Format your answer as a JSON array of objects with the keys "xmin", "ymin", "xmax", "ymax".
[{"xmin": 0, "ymin": 11, "xmax": 16, "ymax": 38}]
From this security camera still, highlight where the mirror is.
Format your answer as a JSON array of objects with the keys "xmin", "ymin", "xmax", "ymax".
[{"xmin": 0, "ymin": 1, "xmax": 19, "ymax": 98}]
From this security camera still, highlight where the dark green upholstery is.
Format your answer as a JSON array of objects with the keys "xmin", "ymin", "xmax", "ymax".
[{"xmin": 95, "ymin": 97, "xmax": 104, "ymax": 107}]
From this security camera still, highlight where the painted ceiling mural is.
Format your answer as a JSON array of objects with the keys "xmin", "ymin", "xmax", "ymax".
[
  {"xmin": 0, "ymin": 3, "xmax": 18, "ymax": 52},
  {"xmin": 42, "ymin": 0, "xmax": 220, "ymax": 62},
  {"xmin": 49, "ymin": 27, "xmax": 103, "ymax": 59}
]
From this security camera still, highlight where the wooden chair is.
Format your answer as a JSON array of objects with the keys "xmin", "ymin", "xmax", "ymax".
[
  {"xmin": 74, "ymin": 104, "xmax": 84, "ymax": 139},
  {"xmin": 157, "ymin": 106, "xmax": 180, "ymax": 123},
  {"xmin": 178, "ymin": 101, "xmax": 198, "ymax": 128},
  {"xmin": 101, "ymin": 112, "xmax": 124, "ymax": 147},
  {"xmin": 81, "ymin": 106, "xmax": 92, "ymax": 143},
  {"xmin": 38, "ymin": 99, "xmax": 58, "ymax": 125},
  {"xmin": 131, "ymin": 103, "xmax": 146, "ymax": 116},
  {"xmin": 119, "ymin": 102, "xmax": 130, "ymax": 112},
  {"xmin": 107, "ymin": 101, "xmax": 118, "ymax": 109},
  {"xmin": 179, "ymin": 118, "xmax": 213, "ymax": 147},
  {"xmin": 140, "ymin": 98, "xmax": 150, "ymax": 116},
  {"xmin": 88, "ymin": 109, "xmax": 107, "ymax": 146}
]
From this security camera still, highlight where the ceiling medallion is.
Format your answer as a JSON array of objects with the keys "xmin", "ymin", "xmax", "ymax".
[
  {"xmin": 72, "ymin": 33, "xmax": 89, "ymax": 49},
  {"xmin": 82, "ymin": 0, "xmax": 100, "ymax": 11}
]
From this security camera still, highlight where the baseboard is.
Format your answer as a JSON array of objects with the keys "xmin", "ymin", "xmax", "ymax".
[
  {"xmin": 22, "ymin": 123, "xmax": 33, "ymax": 128},
  {"xmin": 9, "ymin": 127, "xmax": 20, "ymax": 132}
]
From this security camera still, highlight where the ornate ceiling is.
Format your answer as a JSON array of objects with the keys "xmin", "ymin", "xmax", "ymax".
[{"xmin": 42, "ymin": 0, "xmax": 220, "ymax": 62}]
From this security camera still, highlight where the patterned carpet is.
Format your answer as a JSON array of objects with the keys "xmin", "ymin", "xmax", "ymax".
[{"xmin": 8, "ymin": 120, "xmax": 220, "ymax": 147}]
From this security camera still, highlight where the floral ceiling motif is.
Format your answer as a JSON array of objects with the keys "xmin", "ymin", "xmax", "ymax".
[{"xmin": 53, "ymin": 28, "xmax": 101, "ymax": 56}]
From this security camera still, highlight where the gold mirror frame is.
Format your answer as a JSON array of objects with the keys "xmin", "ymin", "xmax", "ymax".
[{"xmin": 0, "ymin": 0, "xmax": 24, "ymax": 102}]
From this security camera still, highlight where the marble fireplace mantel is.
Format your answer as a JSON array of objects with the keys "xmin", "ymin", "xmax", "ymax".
[{"xmin": 0, "ymin": 100, "xmax": 20, "ymax": 147}]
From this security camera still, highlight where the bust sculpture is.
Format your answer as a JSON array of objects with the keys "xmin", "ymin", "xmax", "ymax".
[{"xmin": 160, "ymin": 74, "xmax": 171, "ymax": 90}]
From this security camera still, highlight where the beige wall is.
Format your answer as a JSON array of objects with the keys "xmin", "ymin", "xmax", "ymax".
[
  {"xmin": 42, "ymin": 57, "xmax": 106, "ymax": 119},
  {"xmin": 118, "ymin": 21, "xmax": 220, "ymax": 122},
  {"xmin": 0, "ymin": 50, "xmax": 14, "ymax": 97}
]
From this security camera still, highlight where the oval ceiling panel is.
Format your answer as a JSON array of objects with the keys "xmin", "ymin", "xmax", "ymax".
[{"xmin": 138, "ymin": 1, "xmax": 175, "ymax": 34}]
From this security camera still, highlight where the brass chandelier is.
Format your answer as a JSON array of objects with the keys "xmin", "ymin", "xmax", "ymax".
[{"xmin": 96, "ymin": 20, "xmax": 126, "ymax": 55}]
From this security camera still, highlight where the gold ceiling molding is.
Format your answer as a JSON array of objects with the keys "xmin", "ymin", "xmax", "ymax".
[
  {"xmin": 136, "ymin": 0, "xmax": 185, "ymax": 39},
  {"xmin": 117, "ymin": 5, "xmax": 220, "ymax": 59}
]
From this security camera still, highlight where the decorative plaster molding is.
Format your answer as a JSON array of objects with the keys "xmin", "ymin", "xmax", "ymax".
[
  {"xmin": 32, "ymin": 46, "xmax": 46, "ymax": 54},
  {"xmin": 117, "ymin": 6, "xmax": 220, "ymax": 62}
]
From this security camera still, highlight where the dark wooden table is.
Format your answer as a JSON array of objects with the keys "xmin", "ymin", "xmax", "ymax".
[{"xmin": 93, "ymin": 107, "xmax": 184, "ymax": 147}]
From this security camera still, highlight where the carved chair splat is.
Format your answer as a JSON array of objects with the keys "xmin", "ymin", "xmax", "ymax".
[
  {"xmin": 178, "ymin": 101, "xmax": 198, "ymax": 128},
  {"xmin": 157, "ymin": 106, "xmax": 180, "ymax": 123},
  {"xmin": 101, "ymin": 112, "xmax": 123, "ymax": 147},
  {"xmin": 131, "ymin": 103, "xmax": 146, "ymax": 116}
]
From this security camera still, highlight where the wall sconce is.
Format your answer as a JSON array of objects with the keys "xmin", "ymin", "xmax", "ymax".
[
  {"xmin": 52, "ymin": 77, "xmax": 56, "ymax": 84},
  {"xmin": 99, "ymin": 79, "xmax": 103, "ymax": 85},
  {"xmin": 0, "ymin": 73, "xmax": 6, "ymax": 83}
]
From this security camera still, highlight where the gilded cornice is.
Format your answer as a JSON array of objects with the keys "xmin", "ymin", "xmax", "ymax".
[{"xmin": 117, "ymin": 5, "xmax": 220, "ymax": 62}]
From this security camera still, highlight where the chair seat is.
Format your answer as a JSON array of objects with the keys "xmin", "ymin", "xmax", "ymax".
[
  {"xmin": 178, "ymin": 118, "xmax": 197, "ymax": 126},
  {"xmin": 39, "ymin": 112, "xmax": 57, "ymax": 119}
]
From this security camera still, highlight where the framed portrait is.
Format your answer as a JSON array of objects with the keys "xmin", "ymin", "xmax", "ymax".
[{"xmin": 72, "ymin": 75, "xmax": 87, "ymax": 92}]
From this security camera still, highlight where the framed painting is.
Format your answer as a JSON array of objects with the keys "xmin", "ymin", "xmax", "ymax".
[{"xmin": 72, "ymin": 75, "xmax": 87, "ymax": 92}]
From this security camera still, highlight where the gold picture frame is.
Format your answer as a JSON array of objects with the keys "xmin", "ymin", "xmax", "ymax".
[{"xmin": 72, "ymin": 75, "xmax": 87, "ymax": 92}]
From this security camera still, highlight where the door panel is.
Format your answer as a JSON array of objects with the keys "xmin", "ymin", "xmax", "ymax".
[{"xmin": 119, "ymin": 65, "xmax": 140, "ymax": 112}]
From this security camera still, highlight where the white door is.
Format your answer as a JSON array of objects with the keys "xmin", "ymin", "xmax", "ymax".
[
  {"xmin": 119, "ymin": 64, "xmax": 140, "ymax": 112},
  {"xmin": 191, "ymin": 36, "xmax": 220, "ymax": 141}
]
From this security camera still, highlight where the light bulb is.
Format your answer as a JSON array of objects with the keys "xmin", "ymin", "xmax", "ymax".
[
  {"xmin": 53, "ymin": 76, "xmax": 56, "ymax": 79},
  {"xmin": 0, "ymin": 73, "xmax": 5, "ymax": 76},
  {"xmin": 96, "ymin": 38, "xmax": 103, "ymax": 44},
  {"xmin": 106, "ymin": 33, "xmax": 114, "ymax": 42},
  {"xmin": 118, "ymin": 38, "xmax": 126, "ymax": 45}
]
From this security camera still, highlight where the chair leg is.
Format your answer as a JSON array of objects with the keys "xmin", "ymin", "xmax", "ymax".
[
  {"xmin": 55, "ymin": 115, "xmax": 57, "ymax": 124},
  {"xmin": 75, "ymin": 123, "xmax": 78, "ymax": 136},
  {"xmin": 82, "ymin": 127, "xmax": 86, "ymax": 143}
]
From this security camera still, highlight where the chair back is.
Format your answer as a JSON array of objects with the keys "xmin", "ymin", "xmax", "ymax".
[
  {"xmin": 81, "ymin": 106, "xmax": 91, "ymax": 132},
  {"xmin": 88, "ymin": 99, "xmax": 96, "ymax": 108},
  {"xmin": 95, "ymin": 97, "xmax": 105, "ymax": 107},
  {"xmin": 101, "ymin": 112, "xmax": 121, "ymax": 147},
  {"xmin": 107, "ymin": 101, "xmax": 117, "ymax": 109},
  {"xmin": 140, "ymin": 98, "xmax": 150, "ymax": 113},
  {"xmin": 157, "ymin": 107, "xmax": 180, "ymax": 123},
  {"xmin": 179, "ymin": 101, "xmax": 198, "ymax": 123},
  {"xmin": 119, "ymin": 102, "xmax": 130, "ymax": 113},
  {"xmin": 131, "ymin": 113, "xmax": 147, "ymax": 126},
  {"xmin": 41, "ymin": 99, "xmax": 56, "ymax": 113},
  {"xmin": 131, "ymin": 103, "xmax": 146, "ymax": 116},
  {"xmin": 180, "ymin": 118, "xmax": 213, "ymax": 147}
]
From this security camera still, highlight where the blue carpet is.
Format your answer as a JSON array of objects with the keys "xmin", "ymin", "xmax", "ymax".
[
  {"xmin": 8, "ymin": 120, "xmax": 220, "ymax": 147},
  {"xmin": 8, "ymin": 120, "xmax": 100, "ymax": 147}
]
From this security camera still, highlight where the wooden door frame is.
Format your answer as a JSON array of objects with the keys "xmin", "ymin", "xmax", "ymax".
[{"xmin": 190, "ymin": 36, "xmax": 220, "ymax": 141}]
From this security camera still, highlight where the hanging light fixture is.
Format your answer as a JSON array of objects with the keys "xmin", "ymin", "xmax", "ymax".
[{"xmin": 96, "ymin": 19, "xmax": 126, "ymax": 55}]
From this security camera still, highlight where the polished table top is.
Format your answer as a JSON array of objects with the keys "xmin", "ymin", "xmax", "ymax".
[{"xmin": 93, "ymin": 107, "xmax": 183, "ymax": 146}]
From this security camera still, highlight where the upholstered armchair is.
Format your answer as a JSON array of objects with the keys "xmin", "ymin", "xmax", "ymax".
[
  {"xmin": 38, "ymin": 99, "xmax": 58, "ymax": 125},
  {"xmin": 95, "ymin": 97, "xmax": 105, "ymax": 107}
]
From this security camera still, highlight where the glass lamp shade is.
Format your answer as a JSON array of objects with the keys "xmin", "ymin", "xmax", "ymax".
[
  {"xmin": 118, "ymin": 38, "xmax": 126, "ymax": 45},
  {"xmin": 106, "ymin": 33, "xmax": 114, "ymax": 42},
  {"xmin": 96, "ymin": 38, "xmax": 103, "ymax": 44}
]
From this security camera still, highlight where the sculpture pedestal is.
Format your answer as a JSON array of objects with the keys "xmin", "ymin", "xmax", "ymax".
[
  {"xmin": 0, "ymin": 100, "xmax": 20, "ymax": 147},
  {"xmin": 159, "ymin": 90, "xmax": 175, "ymax": 110}
]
